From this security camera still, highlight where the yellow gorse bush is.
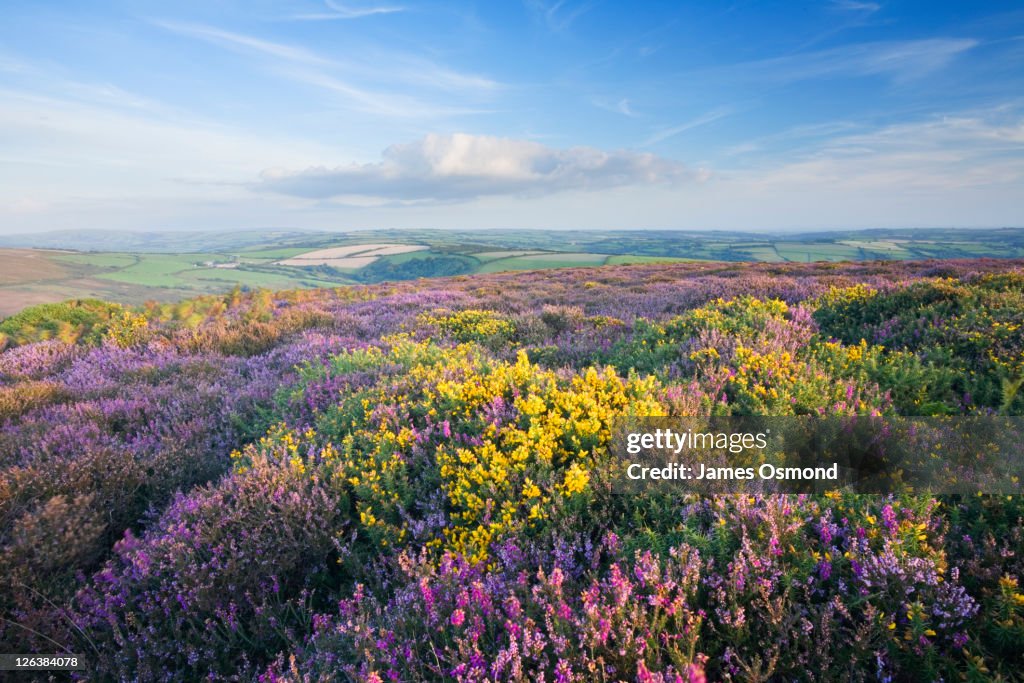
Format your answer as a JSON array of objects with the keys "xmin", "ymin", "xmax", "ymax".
[
  {"xmin": 232, "ymin": 336, "xmax": 665, "ymax": 564},
  {"xmin": 436, "ymin": 357, "xmax": 663, "ymax": 562},
  {"xmin": 418, "ymin": 308, "xmax": 515, "ymax": 343}
]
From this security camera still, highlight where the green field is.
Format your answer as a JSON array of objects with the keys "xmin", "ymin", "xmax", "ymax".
[
  {"xmin": 175, "ymin": 267, "xmax": 338, "ymax": 290},
  {"xmin": 471, "ymin": 250, "xmax": 548, "ymax": 261},
  {"xmin": 96, "ymin": 254, "xmax": 224, "ymax": 287},
  {"xmin": 235, "ymin": 247, "xmax": 314, "ymax": 261},
  {"xmin": 478, "ymin": 252, "xmax": 610, "ymax": 273},
  {"xmin": 773, "ymin": 243, "xmax": 864, "ymax": 262},
  {"xmin": 604, "ymin": 254, "xmax": 697, "ymax": 265},
  {"xmin": 741, "ymin": 246, "xmax": 785, "ymax": 262},
  {"xmin": 375, "ymin": 250, "xmax": 442, "ymax": 265},
  {"xmin": 52, "ymin": 252, "xmax": 139, "ymax": 269}
]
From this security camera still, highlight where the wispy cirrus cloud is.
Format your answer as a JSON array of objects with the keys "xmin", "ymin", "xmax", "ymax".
[
  {"xmin": 793, "ymin": 0, "xmax": 883, "ymax": 50},
  {"xmin": 742, "ymin": 105, "xmax": 1024, "ymax": 191},
  {"xmin": 723, "ymin": 120, "xmax": 865, "ymax": 157},
  {"xmin": 0, "ymin": 85, "xmax": 328, "ymax": 208},
  {"xmin": 281, "ymin": 70, "xmax": 490, "ymax": 118},
  {"xmin": 257, "ymin": 133, "xmax": 688, "ymax": 203},
  {"xmin": 707, "ymin": 38, "xmax": 978, "ymax": 85},
  {"xmin": 152, "ymin": 19, "xmax": 497, "ymax": 119},
  {"xmin": 0, "ymin": 54, "xmax": 27, "ymax": 73},
  {"xmin": 152, "ymin": 20, "xmax": 331, "ymax": 65},
  {"xmin": 643, "ymin": 107, "xmax": 733, "ymax": 146},
  {"xmin": 292, "ymin": 0, "xmax": 406, "ymax": 21},
  {"xmin": 592, "ymin": 97, "xmax": 638, "ymax": 117},
  {"xmin": 830, "ymin": 0, "xmax": 882, "ymax": 14},
  {"xmin": 524, "ymin": 0, "xmax": 594, "ymax": 33}
]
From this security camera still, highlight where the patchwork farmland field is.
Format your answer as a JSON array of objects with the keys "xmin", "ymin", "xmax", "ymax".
[
  {"xmin": 4, "ymin": 228, "xmax": 1024, "ymax": 314},
  {"xmin": 276, "ymin": 243, "xmax": 429, "ymax": 268}
]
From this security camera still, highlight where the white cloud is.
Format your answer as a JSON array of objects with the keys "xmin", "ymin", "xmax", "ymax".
[
  {"xmin": 257, "ymin": 133, "xmax": 688, "ymax": 202},
  {"xmin": 592, "ymin": 97, "xmax": 638, "ymax": 117},
  {"xmin": 0, "ymin": 86, "xmax": 332, "ymax": 206},
  {"xmin": 743, "ymin": 109, "xmax": 1024, "ymax": 191}
]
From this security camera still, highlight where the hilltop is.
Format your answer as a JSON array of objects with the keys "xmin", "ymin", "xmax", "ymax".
[{"xmin": 2, "ymin": 259, "xmax": 1023, "ymax": 680}]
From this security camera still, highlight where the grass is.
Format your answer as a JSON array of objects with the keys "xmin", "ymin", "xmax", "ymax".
[
  {"xmin": 236, "ymin": 247, "xmax": 313, "ymax": 260},
  {"xmin": 774, "ymin": 244, "xmax": 864, "ymax": 262},
  {"xmin": 371, "ymin": 250, "xmax": 440, "ymax": 265},
  {"xmin": 477, "ymin": 252, "xmax": 610, "ymax": 273},
  {"xmin": 175, "ymin": 268, "xmax": 338, "ymax": 290},
  {"xmin": 52, "ymin": 252, "xmax": 139, "ymax": 269},
  {"xmin": 91, "ymin": 254, "xmax": 348, "ymax": 291},
  {"xmin": 96, "ymin": 254, "xmax": 224, "ymax": 287},
  {"xmin": 471, "ymin": 250, "xmax": 548, "ymax": 261},
  {"xmin": 742, "ymin": 246, "xmax": 786, "ymax": 262},
  {"xmin": 604, "ymin": 254, "xmax": 699, "ymax": 265}
]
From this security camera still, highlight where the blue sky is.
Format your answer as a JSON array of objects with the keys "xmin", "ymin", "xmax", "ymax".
[{"xmin": 1, "ymin": 0, "xmax": 1022, "ymax": 233}]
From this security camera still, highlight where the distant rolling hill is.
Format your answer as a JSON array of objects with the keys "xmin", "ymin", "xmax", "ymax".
[{"xmin": 1, "ymin": 227, "xmax": 1023, "ymax": 316}]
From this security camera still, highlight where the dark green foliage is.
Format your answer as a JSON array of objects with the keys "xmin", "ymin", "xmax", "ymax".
[
  {"xmin": 357, "ymin": 255, "xmax": 476, "ymax": 282},
  {"xmin": 0, "ymin": 299, "xmax": 124, "ymax": 346},
  {"xmin": 814, "ymin": 277, "xmax": 1024, "ymax": 413}
]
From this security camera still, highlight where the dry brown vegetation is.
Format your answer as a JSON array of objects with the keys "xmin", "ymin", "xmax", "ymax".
[{"xmin": 0, "ymin": 249, "xmax": 72, "ymax": 285}]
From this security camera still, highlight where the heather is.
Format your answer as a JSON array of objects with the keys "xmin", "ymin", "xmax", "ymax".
[{"xmin": 1, "ymin": 260, "xmax": 1023, "ymax": 681}]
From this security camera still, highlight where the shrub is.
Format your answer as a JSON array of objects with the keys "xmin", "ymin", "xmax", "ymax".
[
  {"xmin": 77, "ymin": 453, "xmax": 351, "ymax": 680},
  {"xmin": 0, "ymin": 299, "xmax": 124, "ymax": 347}
]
